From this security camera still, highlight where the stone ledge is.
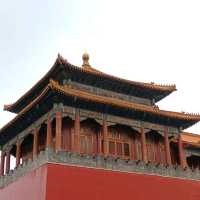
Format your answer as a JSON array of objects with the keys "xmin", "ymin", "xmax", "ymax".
[{"xmin": 0, "ymin": 149, "xmax": 199, "ymax": 188}]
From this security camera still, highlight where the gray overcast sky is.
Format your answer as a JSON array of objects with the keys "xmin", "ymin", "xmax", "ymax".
[{"xmin": 1, "ymin": 0, "xmax": 200, "ymax": 134}]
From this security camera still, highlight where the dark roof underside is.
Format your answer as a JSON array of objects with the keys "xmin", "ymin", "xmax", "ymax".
[{"xmin": 0, "ymin": 87, "xmax": 197, "ymax": 146}]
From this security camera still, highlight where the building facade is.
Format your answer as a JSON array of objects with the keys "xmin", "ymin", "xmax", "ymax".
[{"xmin": 0, "ymin": 53, "xmax": 199, "ymax": 200}]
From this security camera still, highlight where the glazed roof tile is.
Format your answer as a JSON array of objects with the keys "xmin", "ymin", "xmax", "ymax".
[
  {"xmin": 181, "ymin": 132, "xmax": 200, "ymax": 147},
  {"xmin": 61, "ymin": 56, "xmax": 177, "ymax": 92},
  {"xmin": 4, "ymin": 54, "xmax": 176, "ymax": 113},
  {"xmin": 49, "ymin": 80, "xmax": 199, "ymax": 121}
]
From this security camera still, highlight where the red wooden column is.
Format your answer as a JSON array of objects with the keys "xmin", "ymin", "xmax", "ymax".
[
  {"xmin": 164, "ymin": 129, "xmax": 172, "ymax": 166},
  {"xmin": 5, "ymin": 150, "xmax": 11, "ymax": 174},
  {"xmin": 16, "ymin": 140, "xmax": 23, "ymax": 167},
  {"xmin": 0, "ymin": 151, "xmax": 5, "ymax": 176},
  {"xmin": 102, "ymin": 115, "xmax": 108, "ymax": 157},
  {"xmin": 74, "ymin": 109, "xmax": 80, "ymax": 153},
  {"xmin": 178, "ymin": 134, "xmax": 187, "ymax": 169},
  {"xmin": 33, "ymin": 129, "xmax": 39, "ymax": 157},
  {"xmin": 46, "ymin": 116, "xmax": 52, "ymax": 149},
  {"xmin": 55, "ymin": 111, "xmax": 62, "ymax": 152},
  {"xmin": 97, "ymin": 130, "xmax": 102, "ymax": 155},
  {"xmin": 141, "ymin": 127, "xmax": 147, "ymax": 163},
  {"xmin": 71, "ymin": 120, "xmax": 75, "ymax": 152}
]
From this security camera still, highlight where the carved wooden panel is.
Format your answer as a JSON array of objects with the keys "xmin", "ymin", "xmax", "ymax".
[
  {"xmin": 107, "ymin": 125, "xmax": 136, "ymax": 159},
  {"xmin": 62, "ymin": 118, "xmax": 73, "ymax": 151},
  {"xmin": 132, "ymin": 133, "xmax": 142, "ymax": 161},
  {"xmin": 170, "ymin": 142, "xmax": 180, "ymax": 166},
  {"xmin": 80, "ymin": 119, "xmax": 100, "ymax": 155},
  {"xmin": 146, "ymin": 131, "xmax": 166, "ymax": 164}
]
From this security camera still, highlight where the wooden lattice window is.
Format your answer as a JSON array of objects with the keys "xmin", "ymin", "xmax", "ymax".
[
  {"xmin": 124, "ymin": 143, "xmax": 130, "ymax": 157},
  {"xmin": 108, "ymin": 125, "xmax": 132, "ymax": 159},
  {"xmin": 109, "ymin": 141, "xmax": 115, "ymax": 155},
  {"xmin": 146, "ymin": 131, "xmax": 166, "ymax": 164},
  {"xmin": 116, "ymin": 142, "xmax": 123, "ymax": 156},
  {"xmin": 62, "ymin": 118, "xmax": 73, "ymax": 151},
  {"xmin": 80, "ymin": 119, "xmax": 99, "ymax": 155}
]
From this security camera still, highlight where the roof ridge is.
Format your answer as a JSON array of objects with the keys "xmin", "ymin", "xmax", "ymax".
[
  {"xmin": 66, "ymin": 61, "xmax": 177, "ymax": 91},
  {"xmin": 58, "ymin": 53, "xmax": 176, "ymax": 90}
]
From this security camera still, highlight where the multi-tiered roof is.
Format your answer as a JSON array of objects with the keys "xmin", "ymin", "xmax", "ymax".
[{"xmin": 4, "ymin": 54, "xmax": 177, "ymax": 114}]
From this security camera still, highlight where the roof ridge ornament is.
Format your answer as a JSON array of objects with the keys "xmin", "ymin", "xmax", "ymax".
[
  {"xmin": 82, "ymin": 52, "xmax": 91, "ymax": 68},
  {"xmin": 57, "ymin": 53, "xmax": 68, "ymax": 64}
]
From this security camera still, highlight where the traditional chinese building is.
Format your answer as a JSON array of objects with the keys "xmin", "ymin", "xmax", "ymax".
[{"xmin": 0, "ymin": 53, "xmax": 200, "ymax": 200}]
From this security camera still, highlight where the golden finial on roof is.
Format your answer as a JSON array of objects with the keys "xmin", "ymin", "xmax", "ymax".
[{"xmin": 82, "ymin": 52, "xmax": 91, "ymax": 67}]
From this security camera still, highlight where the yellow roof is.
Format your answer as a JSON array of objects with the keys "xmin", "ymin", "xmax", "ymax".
[{"xmin": 182, "ymin": 132, "xmax": 200, "ymax": 147}]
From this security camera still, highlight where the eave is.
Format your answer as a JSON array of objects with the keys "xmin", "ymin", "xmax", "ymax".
[
  {"xmin": 0, "ymin": 80, "xmax": 198, "ymax": 146},
  {"xmin": 4, "ymin": 54, "xmax": 176, "ymax": 114},
  {"xmin": 181, "ymin": 132, "xmax": 200, "ymax": 148}
]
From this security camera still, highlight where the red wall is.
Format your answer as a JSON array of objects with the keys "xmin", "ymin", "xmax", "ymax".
[
  {"xmin": 46, "ymin": 164, "xmax": 200, "ymax": 200},
  {"xmin": 0, "ymin": 165, "xmax": 47, "ymax": 200},
  {"xmin": 0, "ymin": 163, "xmax": 200, "ymax": 200}
]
